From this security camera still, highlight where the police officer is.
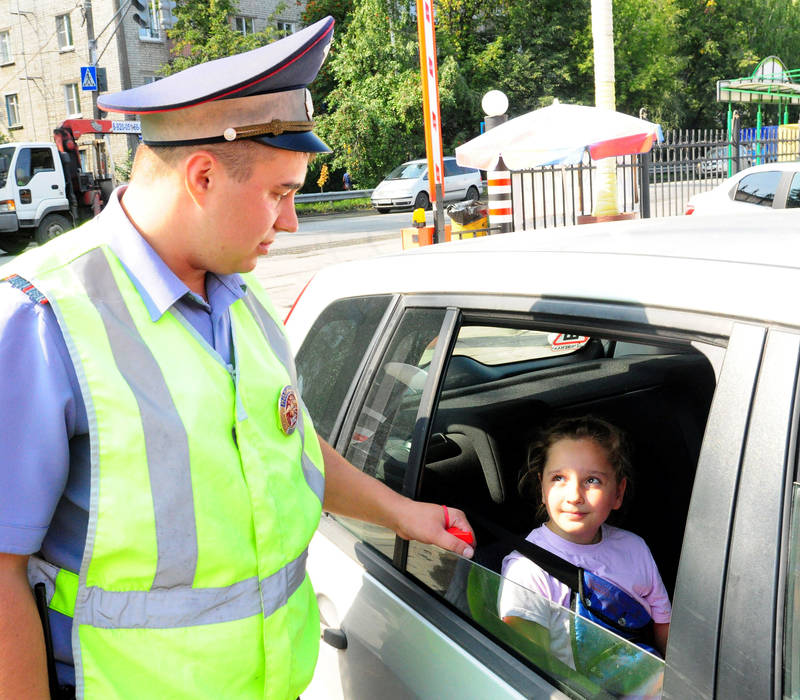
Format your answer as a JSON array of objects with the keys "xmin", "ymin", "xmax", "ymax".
[{"xmin": 0, "ymin": 18, "xmax": 473, "ymax": 699}]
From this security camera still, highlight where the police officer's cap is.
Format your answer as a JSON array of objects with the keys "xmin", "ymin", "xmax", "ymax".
[{"xmin": 97, "ymin": 16, "xmax": 334, "ymax": 153}]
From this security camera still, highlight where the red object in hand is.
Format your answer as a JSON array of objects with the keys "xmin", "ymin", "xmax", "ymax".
[
  {"xmin": 442, "ymin": 505, "xmax": 475, "ymax": 546},
  {"xmin": 446, "ymin": 526, "xmax": 475, "ymax": 546}
]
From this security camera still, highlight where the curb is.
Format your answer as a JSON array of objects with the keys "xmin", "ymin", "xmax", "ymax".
[{"xmin": 269, "ymin": 231, "xmax": 399, "ymax": 257}]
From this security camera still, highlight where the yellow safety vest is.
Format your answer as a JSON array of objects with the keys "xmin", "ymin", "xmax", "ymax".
[{"xmin": 13, "ymin": 224, "xmax": 325, "ymax": 699}]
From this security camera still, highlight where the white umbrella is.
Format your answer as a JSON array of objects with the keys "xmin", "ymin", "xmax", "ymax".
[{"xmin": 455, "ymin": 100, "xmax": 664, "ymax": 171}]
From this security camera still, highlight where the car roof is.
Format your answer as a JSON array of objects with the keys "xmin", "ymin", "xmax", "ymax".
[
  {"xmin": 730, "ymin": 161, "xmax": 800, "ymax": 175},
  {"xmin": 292, "ymin": 211, "xmax": 800, "ymax": 334},
  {"xmin": 403, "ymin": 156, "xmax": 457, "ymax": 164}
]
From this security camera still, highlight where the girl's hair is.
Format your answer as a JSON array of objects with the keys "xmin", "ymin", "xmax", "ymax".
[{"xmin": 518, "ymin": 415, "xmax": 633, "ymax": 521}]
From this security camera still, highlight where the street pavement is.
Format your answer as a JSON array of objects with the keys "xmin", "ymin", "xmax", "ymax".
[{"xmin": 254, "ymin": 212, "xmax": 407, "ymax": 316}]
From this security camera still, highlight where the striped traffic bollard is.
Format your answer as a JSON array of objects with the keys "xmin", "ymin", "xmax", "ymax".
[{"xmin": 488, "ymin": 157, "xmax": 512, "ymax": 234}]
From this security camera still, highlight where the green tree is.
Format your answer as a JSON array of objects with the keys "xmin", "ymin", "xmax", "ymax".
[
  {"xmin": 301, "ymin": 0, "xmax": 356, "ymax": 112},
  {"xmin": 571, "ymin": 0, "xmax": 685, "ymax": 127},
  {"xmin": 314, "ymin": 0, "xmax": 424, "ymax": 186},
  {"xmin": 162, "ymin": 0, "xmax": 284, "ymax": 75}
]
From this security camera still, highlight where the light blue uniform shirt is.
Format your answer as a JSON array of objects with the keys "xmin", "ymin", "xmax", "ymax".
[{"xmin": 0, "ymin": 188, "xmax": 247, "ymax": 683}]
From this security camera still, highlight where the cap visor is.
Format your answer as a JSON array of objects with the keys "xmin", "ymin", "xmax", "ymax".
[{"xmin": 252, "ymin": 131, "xmax": 331, "ymax": 153}]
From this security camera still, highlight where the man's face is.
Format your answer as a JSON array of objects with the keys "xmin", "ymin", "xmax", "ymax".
[{"xmin": 203, "ymin": 146, "xmax": 308, "ymax": 274}]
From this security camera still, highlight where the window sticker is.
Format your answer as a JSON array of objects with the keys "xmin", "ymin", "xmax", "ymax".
[{"xmin": 547, "ymin": 333, "xmax": 590, "ymax": 352}]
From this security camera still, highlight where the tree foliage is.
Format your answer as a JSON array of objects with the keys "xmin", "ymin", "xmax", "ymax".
[
  {"xmin": 159, "ymin": 0, "xmax": 800, "ymax": 188},
  {"xmin": 163, "ymin": 0, "xmax": 284, "ymax": 75}
]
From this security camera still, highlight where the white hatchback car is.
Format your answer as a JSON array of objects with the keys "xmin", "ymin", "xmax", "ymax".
[
  {"xmin": 686, "ymin": 161, "xmax": 800, "ymax": 215},
  {"xmin": 370, "ymin": 156, "xmax": 483, "ymax": 213},
  {"xmin": 287, "ymin": 212, "xmax": 800, "ymax": 700}
]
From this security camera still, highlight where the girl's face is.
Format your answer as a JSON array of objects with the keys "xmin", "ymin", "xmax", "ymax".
[{"xmin": 540, "ymin": 437, "xmax": 626, "ymax": 545}]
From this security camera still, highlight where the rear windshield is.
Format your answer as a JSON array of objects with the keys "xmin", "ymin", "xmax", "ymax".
[{"xmin": 385, "ymin": 162, "xmax": 427, "ymax": 180}]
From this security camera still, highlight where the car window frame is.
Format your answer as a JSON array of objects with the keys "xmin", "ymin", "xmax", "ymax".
[
  {"xmin": 323, "ymin": 290, "xmax": 761, "ymax": 698},
  {"xmin": 297, "ymin": 293, "xmax": 400, "ymax": 443},
  {"xmin": 714, "ymin": 328, "xmax": 800, "ymax": 699}
]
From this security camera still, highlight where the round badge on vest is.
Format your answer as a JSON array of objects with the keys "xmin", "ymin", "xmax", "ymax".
[{"xmin": 278, "ymin": 385, "xmax": 300, "ymax": 435}]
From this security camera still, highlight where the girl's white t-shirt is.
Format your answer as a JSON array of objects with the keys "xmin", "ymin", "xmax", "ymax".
[{"xmin": 499, "ymin": 523, "xmax": 672, "ymax": 624}]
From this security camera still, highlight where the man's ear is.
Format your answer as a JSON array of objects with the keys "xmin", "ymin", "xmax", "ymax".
[{"xmin": 184, "ymin": 150, "xmax": 218, "ymax": 206}]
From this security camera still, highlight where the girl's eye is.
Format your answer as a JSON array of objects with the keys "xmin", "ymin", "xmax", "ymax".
[
  {"xmin": 551, "ymin": 474, "xmax": 564, "ymax": 482},
  {"xmin": 586, "ymin": 476, "xmax": 601, "ymax": 485}
]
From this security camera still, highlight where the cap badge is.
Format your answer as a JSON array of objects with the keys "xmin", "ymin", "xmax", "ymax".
[{"xmin": 278, "ymin": 385, "xmax": 300, "ymax": 436}]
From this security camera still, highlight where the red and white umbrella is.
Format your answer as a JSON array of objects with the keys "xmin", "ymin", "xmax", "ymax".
[{"xmin": 455, "ymin": 100, "xmax": 664, "ymax": 171}]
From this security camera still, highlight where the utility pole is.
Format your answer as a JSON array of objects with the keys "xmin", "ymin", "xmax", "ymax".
[
  {"xmin": 15, "ymin": 0, "xmax": 38, "ymax": 140},
  {"xmin": 84, "ymin": 0, "xmax": 99, "ymax": 120}
]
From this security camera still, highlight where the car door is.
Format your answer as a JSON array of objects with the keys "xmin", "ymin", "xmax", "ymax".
[
  {"xmin": 298, "ymin": 292, "xmax": 784, "ymax": 699},
  {"xmin": 710, "ymin": 327, "xmax": 800, "ymax": 698},
  {"xmin": 13, "ymin": 146, "xmax": 66, "ymax": 222},
  {"xmin": 301, "ymin": 301, "xmax": 551, "ymax": 698},
  {"xmin": 443, "ymin": 159, "xmax": 466, "ymax": 201}
]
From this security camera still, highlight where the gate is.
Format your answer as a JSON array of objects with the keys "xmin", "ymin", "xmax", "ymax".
[{"xmin": 508, "ymin": 127, "xmax": 800, "ymax": 230}]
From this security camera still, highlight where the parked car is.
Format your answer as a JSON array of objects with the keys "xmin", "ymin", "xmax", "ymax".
[
  {"xmin": 370, "ymin": 156, "xmax": 483, "ymax": 213},
  {"xmin": 288, "ymin": 212, "xmax": 800, "ymax": 700},
  {"xmin": 686, "ymin": 161, "xmax": 800, "ymax": 215},
  {"xmin": 695, "ymin": 144, "xmax": 752, "ymax": 177}
]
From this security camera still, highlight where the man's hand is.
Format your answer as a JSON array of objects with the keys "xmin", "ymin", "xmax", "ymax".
[
  {"xmin": 319, "ymin": 437, "xmax": 475, "ymax": 558},
  {"xmin": 394, "ymin": 501, "xmax": 475, "ymax": 558}
]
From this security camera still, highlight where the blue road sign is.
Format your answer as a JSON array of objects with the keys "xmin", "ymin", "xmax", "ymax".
[{"xmin": 81, "ymin": 66, "xmax": 98, "ymax": 91}]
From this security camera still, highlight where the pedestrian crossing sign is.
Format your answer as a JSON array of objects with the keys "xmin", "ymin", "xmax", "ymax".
[{"xmin": 81, "ymin": 66, "xmax": 98, "ymax": 91}]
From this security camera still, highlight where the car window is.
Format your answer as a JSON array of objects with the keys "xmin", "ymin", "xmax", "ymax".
[
  {"xmin": 295, "ymin": 295, "xmax": 392, "ymax": 442},
  {"xmin": 734, "ymin": 171, "xmax": 782, "ymax": 207},
  {"xmin": 784, "ymin": 482, "xmax": 800, "ymax": 698},
  {"xmin": 386, "ymin": 162, "xmax": 427, "ymax": 180},
  {"xmin": 408, "ymin": 545, "xmax": 665, "ymax": 697},
  {"xmin": 408, "ymin": 319, "xmax": 716, "ymax": 695},
  {"xmin": 15, "ymin": 147, "xmax": 55, "ymax": 186},
  {"xmin": 0, "ymin": 146, "xmax": 13, "ymax": 188},
  {"xmin": 445, "ymin": 326, "xmax": 591, "ymax": 365},
  {"xmin": 786, "ymin": 173, "xmax": 800, "ymax": 209},
  {"xmin": 444, "ymin": 159, "xmax": 460, "ymax": 177},
  {"xmin": 337, "ymin": 307, "xmax": 447, "ymax": 556}
]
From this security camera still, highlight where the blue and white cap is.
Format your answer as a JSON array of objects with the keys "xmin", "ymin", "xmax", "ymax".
[{"xmin": 97, "ymin": 16, "xmax": 334, "ymax": 153}]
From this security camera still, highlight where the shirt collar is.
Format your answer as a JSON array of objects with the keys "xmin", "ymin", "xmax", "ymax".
[{"xmin": 102, "ymin": 186, "xmax": 247, "ymax": 322}]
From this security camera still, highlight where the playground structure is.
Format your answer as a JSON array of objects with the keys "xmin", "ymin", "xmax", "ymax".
[{"xmin": 717, "ymin": 56, "xmax": 800, "ymax": 173}]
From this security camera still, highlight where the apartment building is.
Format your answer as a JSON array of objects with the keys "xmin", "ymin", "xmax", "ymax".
[{"xmin": 1, "ymin": 0, "xmax": 305, "ymax": 175}]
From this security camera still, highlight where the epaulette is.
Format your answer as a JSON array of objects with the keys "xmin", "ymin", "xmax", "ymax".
[{"xmin": 2, "ymin": 274, "xmax": 48, "ymax": 305}]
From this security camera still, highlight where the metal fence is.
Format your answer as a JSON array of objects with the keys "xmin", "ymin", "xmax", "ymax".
[{"xmin": 509, "ymin": 126, "xmax": 800, "ymax": 230}]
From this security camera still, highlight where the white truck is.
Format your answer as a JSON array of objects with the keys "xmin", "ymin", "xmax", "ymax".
[{"xmin": 0, "ymin": 119, "xmax": 138, "ymax": 255}]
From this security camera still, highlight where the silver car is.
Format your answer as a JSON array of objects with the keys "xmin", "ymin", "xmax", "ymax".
[
  {"xmin": 370, "ymin": 156, "xmax": 483, "ymax": 213},
  {"xmin": 288, "ymin": 212, "xmax": 800, "ymax": 699}
]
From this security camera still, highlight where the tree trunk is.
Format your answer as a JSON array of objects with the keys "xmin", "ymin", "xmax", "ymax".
[{"xmin": 591, "ymin": 0, "xmax": 619, "ymax": 217}]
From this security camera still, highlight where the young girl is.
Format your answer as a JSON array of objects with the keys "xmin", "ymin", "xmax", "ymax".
[{"xmin": 498, "ymin": 415, "xmax": 671, "ymax": 660}]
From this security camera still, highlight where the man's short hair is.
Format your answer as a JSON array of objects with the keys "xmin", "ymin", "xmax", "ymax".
[{"xmin": 132, "ymin": 140, "xmax": 270, "ymax": 183}]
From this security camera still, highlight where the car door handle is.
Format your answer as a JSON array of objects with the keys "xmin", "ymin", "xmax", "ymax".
[
  {"xmin": 51, "ymin": 184, "xmax": 59, "ymax": 189},
  {"xmin": 322, "ymin": 627, "xmax": 348, "ymax": 650}
]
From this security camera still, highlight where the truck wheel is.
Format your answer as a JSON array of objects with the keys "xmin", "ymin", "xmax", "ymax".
[
  {"xmin": 35, "ymin": 214, "xmax": 72, "ymax": 246},
  {"xmin": 0, "ymin": 238, "xmax": 29, "ymax": 255}
]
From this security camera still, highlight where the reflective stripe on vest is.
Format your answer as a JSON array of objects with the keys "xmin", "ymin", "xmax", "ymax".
[{"xmin": 30, "ymin": 551, "xmax": 310, "ymax": 626}]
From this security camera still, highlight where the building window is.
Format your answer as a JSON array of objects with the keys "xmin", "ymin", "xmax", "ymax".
[
  {"xmin": 234, "ymin": 16, "xmax": 255, "ymax": 36},
  {"xmin": 138, "ymin": 1, "xmax": 161, "ymax": 40},
  {"xmin": 276, "ymin": 21, "xmax": 295, "ymax": 37},
  {"xmin": 56, "ymin": 14, "xmax": 73, "ymax": 50},
  {"xmin": 64, "ymin": 84, "xmax": 80, "ymax": 116},
  {"xmin": 0, "ymin": 30, "xmax": 12, "ymax": 64},
  {"xmin": 5, "ymin": 94, "xmax": 20, "ymax": 127}
]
